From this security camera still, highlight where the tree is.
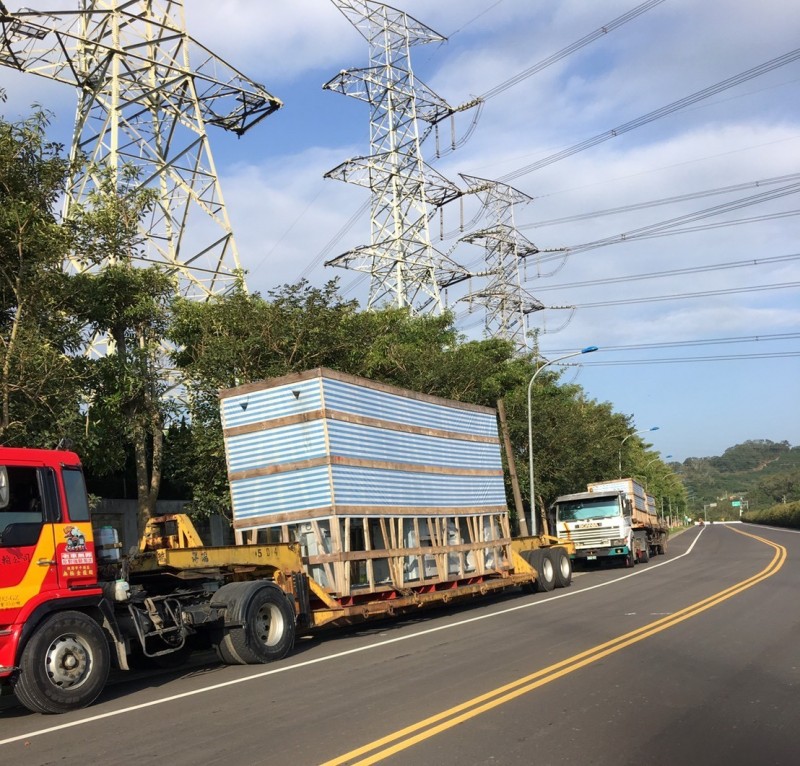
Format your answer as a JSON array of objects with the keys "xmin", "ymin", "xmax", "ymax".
[
  {"xmin": 0, "ymin": 107, "xmax": 86, "ymax": 446},
  {"xmin": 169, "ymin": 280, "xmax": 640, "ymax": 529},
  {"xmin": 69, "ymin": 170, "xmax": 175, "ymax": 533}
]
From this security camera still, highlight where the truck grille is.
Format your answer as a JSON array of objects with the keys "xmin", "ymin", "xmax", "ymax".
[{"xmin": 565, "ymin": 528, "xmax": 617, "ymax": 546}]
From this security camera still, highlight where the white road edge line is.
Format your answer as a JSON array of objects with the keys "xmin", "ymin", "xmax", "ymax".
[{"xmin": 0, "ymin": 529, "xmax": 705, "ymax": 747}]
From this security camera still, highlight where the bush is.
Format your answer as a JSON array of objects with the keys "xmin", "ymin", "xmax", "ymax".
[{"xmin": 742, "ymin": 501, "xmax": 800, "ymax": 529}]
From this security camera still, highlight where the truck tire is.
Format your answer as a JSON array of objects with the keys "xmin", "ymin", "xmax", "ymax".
[
  {"xmin": 519, "ymin": 550, "xmax": 555, "ymax": 593},
  {"xmin": 13, "ymin": 611, "xmax": 110, "ymax": 714},
  {"xmin": 215, "ymin": 583, "xmax": 296, "ymax": 665},
  {"xmin": 623, "ymin": 552, "xmax": 635, "ymax": 568},
  {"xmin": 552, "ymin": 548, "xmax": 572, "ymax": 588},
  {"xmin": 640, "ymin": 545, "xmax": 650, "ymax": 563},
  {"xmin": 522, "ymin": 549, "xmax": 557, "ymax": 592}
]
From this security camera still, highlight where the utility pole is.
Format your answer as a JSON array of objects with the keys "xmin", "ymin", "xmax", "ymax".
[
  {"xmin": 458, "ymin": 175, "xmax": 544, "ymax": 352},
  {"xmin": 323, "ymin": 0, "xmax": 478, "ymax": 313}
]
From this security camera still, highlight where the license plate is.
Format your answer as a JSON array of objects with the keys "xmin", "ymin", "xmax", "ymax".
[{"xmin": 587, "ymin": 555, "xmax": 597, "ymax": 560}]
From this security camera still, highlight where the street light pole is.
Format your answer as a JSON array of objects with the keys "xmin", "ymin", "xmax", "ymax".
[
  {"xmin": 643, "ymin": 454, "xmax": 672, "ymax": 491},
  {"xmin": 618, "ymin": 426, "xmax": 659, "ymax": 478},
  {"xmin": 527, "ymin": 345, "xmax": 598, "ymax": 536}
]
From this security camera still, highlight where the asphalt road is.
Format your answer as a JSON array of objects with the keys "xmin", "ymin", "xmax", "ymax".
[{"xmin": 2, "ymin": 522, "xmax": 798, "ymax": 766}]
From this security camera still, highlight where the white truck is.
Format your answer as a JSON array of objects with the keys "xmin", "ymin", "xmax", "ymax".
[{"xmin": 552, "ymin": 478, "xmax": 668, "ymax": 567}]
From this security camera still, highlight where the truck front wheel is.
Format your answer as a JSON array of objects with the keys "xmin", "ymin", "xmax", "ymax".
[
  {"xmin": 216, "ymin": 583, "xmax": 296, "ymax": 665},
  {"xmin": 13, "ymin": 611, "xmax": 110, "ymax": 714}
]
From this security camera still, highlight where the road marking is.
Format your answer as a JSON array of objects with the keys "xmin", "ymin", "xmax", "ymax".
[
  {"xmin": 0, "ymin": 526, "xmax": 731, "ymax": 747},
  {"xmin": 321, "ymin": 527, "xmax": 786, "ymax": 766}
]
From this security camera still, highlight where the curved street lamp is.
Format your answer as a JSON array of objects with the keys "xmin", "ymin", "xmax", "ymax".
[
  {"xmin": 619, "ymin": 427, "xmax": 660, "ymax": 478},
  {"xmin": 642, "ymin": 454, "xmax": 672, "ymax": 491},
  {"xmin": 527, "ymin": 345, "xmax": 598, "ymax": 536},
  {"xmin": 645, "ymin": 453, "xmax": 672, "ymax": 469}
]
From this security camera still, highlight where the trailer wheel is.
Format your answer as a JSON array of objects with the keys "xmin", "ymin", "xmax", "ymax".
[
  {"xmin": 13, "ymin": 611, "xmax": 110, "ymax": 714},
  {"xmin": 529, "ymin": 550, "xmax": 556, "ymax": 592},
  {"xmin": 216, "ymin": 584, "xmax": 295, "ymax": 665},
  {"xmin": 553, "ymin": 548, "xmax": 572, "ymax": 588}
]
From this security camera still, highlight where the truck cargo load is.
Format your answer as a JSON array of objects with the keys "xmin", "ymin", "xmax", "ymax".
[{"xmin": 219, "ymin": 368, "xmax": 515, "ymax": 597}]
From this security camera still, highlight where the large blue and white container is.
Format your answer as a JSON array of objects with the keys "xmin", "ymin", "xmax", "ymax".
[{"xmin": 220, "ymin": 368, "xmax": 512, "ymax": 594}]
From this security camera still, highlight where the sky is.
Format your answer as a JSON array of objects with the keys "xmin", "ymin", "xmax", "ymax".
[{"xmin": 1, "ymin": 0, "xmax": 799, "ymax": 463}]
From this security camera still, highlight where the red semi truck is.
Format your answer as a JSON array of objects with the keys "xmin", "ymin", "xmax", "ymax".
[{"xmin": 0, "ymin": 373, "xmax": 575, "ymax": 714}]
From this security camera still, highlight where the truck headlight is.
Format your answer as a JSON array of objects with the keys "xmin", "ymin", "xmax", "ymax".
[{"xmin": 610, "ymin": 538, "xmax": 626, "ymax": 546}]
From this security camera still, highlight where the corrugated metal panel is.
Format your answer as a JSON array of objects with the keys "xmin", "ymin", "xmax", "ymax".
[
  {"xmin": 221, "ymin": 369, "xmax": 509, "ymax": 527},
  {"xmin": 221, "ymin": 377, "xmax": 323, "ymax": 430},
  {"xmin": 230, "ymin": 466, "xmax": 332, "ymax": 520},
  {"xmin": 330, "ymin": 466, "xmax": 506, "ymax": 508},
  {"xmin": 326, "ymin": 420, "xmax": 501, "ymax": 469},
  {"xmin": 226, "ymin": 420, "xmax": 327, "ymax": 472},
  {"xmin": 321, "ymin": 377, "xmax": 497, "ymax": 437}
]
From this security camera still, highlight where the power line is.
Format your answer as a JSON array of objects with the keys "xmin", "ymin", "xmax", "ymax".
[
  {"xmin": 448, "ymin": 0, "xmax": 504, "ymax": 39},
  {"xmin": 499, "ymin": 47, "xmax": 800, "ymax": 183},
  {"xmin": 520, "ymin": 173, "xmax": 800, "ymax": 229},
  {"xmin": 296, "ymin": 199, "xmax": 369, "ymax": 282},
  {"xmin": 542, "ymin": 331, "xmax": 800, "ymax": 355},
  {"xmin": 580, "ymin": 351, "xmax": 800, "ymax": 366},
  {"xmin": 535, "ymin": 182, "xmax": 800, "ymax": 262},
  {"xmin": 568, "ymin": 281, "xmax": 800, "ymax": 309},
  {"xmin": 531, "ymin": 253, "xmax": 800, "ymax": 292},
  {"xmin": 479, "ymin": 0, "xmax": 665, "ymax": 101}
]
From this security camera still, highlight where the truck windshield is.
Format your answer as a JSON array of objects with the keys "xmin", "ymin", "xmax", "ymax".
[{"xmin": 557, "ymin": 498, "xmax": 621, "ymax": 522}]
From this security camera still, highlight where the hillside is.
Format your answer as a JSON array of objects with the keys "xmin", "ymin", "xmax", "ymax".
[{"xmin": 675, "ymin": 440, "xmax": 800, "ymax": 519}]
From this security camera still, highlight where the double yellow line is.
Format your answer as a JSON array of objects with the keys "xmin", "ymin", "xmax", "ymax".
[{"xmin": 322, "ymin": 527, "xmax": 786, "ymax": 766}]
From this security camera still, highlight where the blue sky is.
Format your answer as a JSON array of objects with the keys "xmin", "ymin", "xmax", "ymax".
[{"xmin": 2, "ymin": 0, "xmax": 799, "ymax": 462}]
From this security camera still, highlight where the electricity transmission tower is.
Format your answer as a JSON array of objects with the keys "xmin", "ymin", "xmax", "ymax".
[
  {"xmin": 458, "ymin": 175, "xmax": 544, "ymax": 352},
  {"xmin": 323, "ymin": 0, "xmax": 477, "ymax": 313},
  {"xmin": 0, "ymin": 0, "xmax": 281, "ymax": 299}
]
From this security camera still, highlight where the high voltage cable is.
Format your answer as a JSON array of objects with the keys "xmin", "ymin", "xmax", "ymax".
[
  {"xmin": 296, "ymin": 199, "xmax": 369, "ymax": 282},
  {"xmin": 478, "ymin": 0, "xmax": 666, "ymax": 101},
  {"xmin": 571, "ymin": 210, "xmax": 799, "ymax": 248},
  {"xmin": 569, "ymin": 281, "xmax": 800, "ymax": 309},
  {"xmin": 533, "ymin": 182, "xmax": 800, "ymax": 263},
  {"xmin": 456, "ymin": 240, "xmax": 800, "ymax": 329},
  {"xmin": 499, "ymin": 47, "xmax": 800, "ymax": 183},
  {"xmin": 520, "ymin": 173, "xmax": 800, "ymax": 229},
  {"xmin": 542, "ymin": 331, "xmax": 800, "ymax": 354},
  {"xmin": 580, "ymin": 351, "xmax": 800, "ymax": 366},
  {"xmin": 532, "ymin": 253, "xmax": 800, "ymax": 292}
]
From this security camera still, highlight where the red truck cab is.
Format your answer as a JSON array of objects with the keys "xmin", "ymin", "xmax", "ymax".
[{"xmin": 0, "ymin": 446, "xmax": 108, "ymax": 713}]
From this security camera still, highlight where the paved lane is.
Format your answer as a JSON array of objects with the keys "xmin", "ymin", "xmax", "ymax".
[{"xmin": 1, "ymin": 524, "xmax": 798, "ymax": 766}]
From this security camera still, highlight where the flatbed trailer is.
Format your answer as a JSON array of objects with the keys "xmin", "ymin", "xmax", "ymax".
[{"xmin": 1, "ymin": 369, "xmax": 576, "ymax": 714}]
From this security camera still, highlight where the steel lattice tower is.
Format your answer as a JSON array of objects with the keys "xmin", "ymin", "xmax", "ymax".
[
  {"xmin": 323, "ymin": 0, "xmax": 473, "ymax": 313},
  {"xmin": 0, "ymin": 1, "xmax": 281, "ymax": 298},
  {"xmin": 458, "ymin": 175, "xmax": 544, "ymax": 352}
]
